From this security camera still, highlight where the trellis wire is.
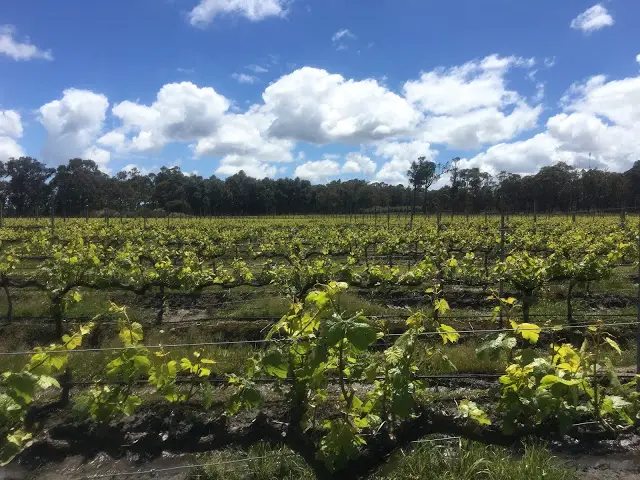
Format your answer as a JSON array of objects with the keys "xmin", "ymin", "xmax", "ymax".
[
  {"xmin": 74, "ymin": 453, "xmax": 292, "ymax": 479},
  {"xmin": 0, "ymin": 320, "xmax": 637, "ymax": 357}
]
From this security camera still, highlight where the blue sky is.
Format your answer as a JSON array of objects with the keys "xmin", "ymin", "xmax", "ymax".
[{"xmin": 1, "ymin": 0, "xmax": 639, "ymax": 184}]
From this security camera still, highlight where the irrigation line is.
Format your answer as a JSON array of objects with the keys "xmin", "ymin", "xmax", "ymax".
[
  {"xmin": 0, "ymin": 320, "xmax": 638, "ymax": 357},
  {"xmin": 411, "ymin": 435, "xmax": 461, "ymax": 444},
  {"xmin": 75, "ymin": 453, "xmax": 291, "ymax": 479}
]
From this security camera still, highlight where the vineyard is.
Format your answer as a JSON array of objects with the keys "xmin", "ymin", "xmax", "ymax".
[{"xmin": 1, "ymin": 213, "xmax": 640, "ymax": 479}]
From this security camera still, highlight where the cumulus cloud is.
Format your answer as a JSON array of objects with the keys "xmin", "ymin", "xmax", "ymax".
[
  {"xmin": 97, "ymin": 131, "xmax": 126, "ymax": 150},
  {"xmin": 264, "ymin": 67, "xmax": 421, "ymax": 144},
  {"xmin": 215, "ymin": 154, "xmax": 277, "ymax": 178},
  {"xmin": 0, "ymin": 110, "xmax": 25, "ymax": 161},
  {"xmin": 403, "ymin": 55, "xmax": 541, "ymax": 148},
  {"xmin": 110, "ymin": 82, "xmax": 230, "ymax": 152},
  {"xmin": 189, "ymin": 0, "xmax": 288, "ymax": 27},
  {"xmin": 39, "ymin": 89, "xmax": 110, "ymax": 169},
  {"xmin": 421, "ymin": 103, "xmax": 542, "ymax": 149},
  {"xmin": 570, "ymin": 4, "xmax": 614, "ymax": 33},
  {"xmin": 0, "ymin": 25, "xmax": 52, "ymax": 61},
  {"xmin": 0, "ymin": 137, "xmax": 25, "ymax": 161},
  {"xmin": 82, "ymin": 146, "xmax": 112, "ymax": 172},
  {"xmin": 466, "ymin": 72, "xmax": 640, "ymax": 175},
  {"xmin": 0, "ymin": 110, "xmax": 23, "ymax": 138},
  {"xmin": 342, "ymin": 152, "xmax": 376, "ymax": 176},
  {"xmin": 374, "ymin": 140, "xmax": 439, "ymax": 185},
  {"xmin": 195, "ymin": 107, "xmax": 294, "ymax": 162},
  {"xmin": 294, "ymin": 158, "xmax": 342, "ymax": 183},
  {"xmin": 232, "ymin": 73, "xmax": 259, "ymax": 84}
]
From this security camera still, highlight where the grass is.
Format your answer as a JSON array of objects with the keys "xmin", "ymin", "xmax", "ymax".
[{"xmin": 188, "ymin": 441, "xmax": 577, "ymax": 480}]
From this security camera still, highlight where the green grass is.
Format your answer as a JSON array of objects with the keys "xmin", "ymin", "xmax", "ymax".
[{"xmin": 188, "ymin": 441, "xmax": 577, "ymax": 480}]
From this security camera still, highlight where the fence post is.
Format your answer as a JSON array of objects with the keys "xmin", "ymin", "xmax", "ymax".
[
  {"xmin": 387, "ymin": 206, "xmax": 390, "ymax": 229},
  {"xmin": 499, "ymin": 198, "xmax": 505, "ymax": 329},
  {"xmin": 0, "ymin": 201, "xmax": 3, "ymax": 228}
]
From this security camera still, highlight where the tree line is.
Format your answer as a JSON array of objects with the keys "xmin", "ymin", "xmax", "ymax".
[{"xmin": 1, "ymin": 156, "xmax": 640, "ymax": 217}]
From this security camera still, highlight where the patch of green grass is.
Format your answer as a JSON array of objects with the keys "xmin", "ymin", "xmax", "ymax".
[
  {"xmin": 374, "ymin": 440, "xmax": 577, "ymax": 480},
  {"xmin": 189, "ymin": 443, "xmax": 314, "ymax": 480},
  {"xmin": 215, "ymin": 295, "xmax": 290, "ymax": 318},
  {"xmin": 188, "ymin": 441, "xmax": 576, "ymax": 480},
  {"xmin": 336, "ymin": 292, "xmax": 398, "ymax": 316}
]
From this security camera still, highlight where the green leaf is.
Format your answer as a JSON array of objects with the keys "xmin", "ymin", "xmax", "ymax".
[
  {"xmin": 603, "ymin": 337, "xmax": 622, "ymax": 355},
  {"xmin": 306, "ymin": 290, "xmax": 329, "ymax": 309},
  {"xmin": 540, "ymin": 374, "xmax": 579, "ymax": 387},
  {"xmin": 37, "ymin": 375, "xmax": 61, "ymax": 390},
  {"xmin": 434, "ymin": 299, "xmax": 450, "ymax": 315},
  {"xmin": 133, "ymin": 355, "xmax": 151, "ymax": 372},
  {"xmin": 262, "ymin": 350, "xmax": 288, "ymax": 379},
  {"xmin": 326, "ymin": 322, "xmax": 347, "ymax": 347},
  {"xmin": 123, "ymin": 395, "xmax": 142, "ymax": 415},
  {"xmin": 346, "ymin": 323, "xmax": 378, "ymax": 350},
  {"xmin": 510, "ymin": 320, "xmax": 541, "ymax": 344},
  {"xmin": 62, "ymin": 333, "xmax": 83, "ymax": 350},
  {"xmin": 4, "ymin": 372, "xmax": 37, "ymax": 404},
  {"xmin": 458, "ymin": 400, "xmax": 491, "ymax": 425},
  {"xmin": 437, "ymin": 324, "xmax": 459, "ymax": 344}
]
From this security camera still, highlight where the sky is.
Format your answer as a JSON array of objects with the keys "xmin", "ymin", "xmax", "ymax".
[{"xmin": 1, "ymin": 0, "xmax": 639, "ymax": 186}]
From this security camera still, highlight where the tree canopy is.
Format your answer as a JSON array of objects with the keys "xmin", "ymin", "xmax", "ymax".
[{"xmin": 0, "ymin": 156, "xmax": 639, "ymax": 216}]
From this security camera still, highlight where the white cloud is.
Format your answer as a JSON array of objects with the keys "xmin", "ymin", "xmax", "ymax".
[
  {"xmin": 232, "ymin": 73, "xmax": 259, "ymax": 84},
  {"xmin": 39, "ymin": 89, "xmax": 109, "ymax": 167},
  {"xmin": 0, "ymin": 137, "xmax": 25, "ymax": 161},
  {"xmin": 246, "ymin": 64, "xmax": 268, "ymax": 73},
  {"xmin": 82, "ymin": 146, "xmax": 111, "ymax": 172},
  {"xmin": 0, "ymin": 110, "xmax": 23, "ymax": 138},
  {"xmin": 467, "ymin": 72, "xmax": 640, "ymax": 175},
  {"xmin": 421, "ymin": 103, "xmax": 542, "ymax": 149},
  {"xmin": 195, "ymin": 107, "xmax": 294, "ymax": 162},
  {"xmin": 0, "ymin": 25, "xmax": 52, "ymax": 61},
  {"xmin": 404, "ymin": 55, "xmax": 533, "ymax": 115},
  {"xmin": 294, "ymin": 158, "xmax": 341, "ymax": 183},
  {"xmin": 215, "ymin": 154, "xmax": 277, "ymax": 178},
  {"xmin": 332, "ymin": 29, "xmax": 356, "ymax": 43},
  {"xmin": 121, "ymin": 164, "xmax": 159, "ymax": 176},
  {"xmin": 465, "ymin": 133, "xmax": 562, "ymax": 175},
  {"xmin": 374, "ymin": 140, "xmax": 438, "ymax": 185},
  {"xmin": 189, "ymin": 0, "xmax": 288, "ymax": 27},
  {"xmin": 342, "ymin": 152, "xmax": 376, "ymax": 176},
  {"xmin": 403, "ymin": 55, "xmax": 541, "ymax": 148},
  {"xmin": 110, "ymin": 82, "xmax": 230, "ymax": 152},
  {"xmin": 637, "ymin": 54, "xmax": 640, "ymax": 64},
  {"xmin": 570, "ymin": 4, "xmax": 614, "ymax": 33},
  {"xmin": 561, "ymin": 75, "xmax": 640, "ymax": 127},
  {"xmin": 0, "ymin": 110, "xmax": 25, "ymax": 161},
  {"xmin": 263, "ymin": 67, "xmax": 421, "ymax": 144},
  {"xmin": 332, "ymin": 29, "xmax": 356, "ymax": 51},
  {"xmin": 97, "ymin": 131, "xmax": 126, "ymax": 150}
]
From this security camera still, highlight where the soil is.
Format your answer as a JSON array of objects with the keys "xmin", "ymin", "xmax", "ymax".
[
  {"xmin": 2, "ymin": 399, "xmax": 640, "ymax": 480},
  {"xmin": 3, "ymin": 441, "xmax": 640, "ymax": 480}
]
